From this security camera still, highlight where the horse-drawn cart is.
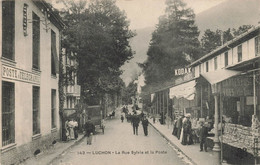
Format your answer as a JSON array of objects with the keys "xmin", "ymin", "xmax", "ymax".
[{"xmin": 86, "ymin": 105, "xmax": 105, "ymax": 134}]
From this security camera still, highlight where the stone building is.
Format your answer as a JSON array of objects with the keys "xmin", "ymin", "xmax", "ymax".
[{"xmin": 0, "ymin": 0, "xmax": 64, "ymax": 164}]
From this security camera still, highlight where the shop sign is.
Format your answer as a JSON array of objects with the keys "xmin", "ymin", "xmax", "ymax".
[
  {"xmin": 175, "ymin": 67, "xmax": 191, "ymax": 76},
  {"xmin": 2, "ymin": 65, "xmax": 40, "ymax": 84},
  {"xmin": 219, "ymin": 76, "xmax": 253, "ymax": 97}
]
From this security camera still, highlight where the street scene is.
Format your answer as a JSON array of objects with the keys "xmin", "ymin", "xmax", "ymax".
[
  {"xmin": 50, "ymin": 108, "xmax": 189, "ymax": 165},
  {"xmin": 0, "ymin": 0, "xmax": 260, "ymax": 165}
]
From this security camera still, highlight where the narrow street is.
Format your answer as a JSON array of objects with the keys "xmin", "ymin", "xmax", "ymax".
[{"xmin": 51, "ymin": 110, "xmax": 188, "ymax": 165}]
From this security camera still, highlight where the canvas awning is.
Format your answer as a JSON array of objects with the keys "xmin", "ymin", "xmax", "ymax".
[
  {"xmin": 169, "ymin": 80, "xmax": 196, "ymax": 100},
  {"xmin": 200, "ymin": 69, "xmax": 241, "ymax": 85}
]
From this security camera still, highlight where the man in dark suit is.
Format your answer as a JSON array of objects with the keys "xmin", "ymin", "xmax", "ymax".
[
  {"xmin": 132, "ymin": 112, "xmax": 140, "ymax": 135},
  {"xmin": 142, "ymin": 116, "xmax": 149, "ymax": 136},
  {"xmin": 199, "ymin": 121, "xmax": 208, "ymax": 152},
  {"xmin": 85, "ymin": 118, "xmax": 95, "ymax": 145}
]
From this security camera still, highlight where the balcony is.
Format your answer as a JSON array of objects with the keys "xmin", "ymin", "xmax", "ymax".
[{"xmin": 66, "ymin": 84, "xmax": 81, "ymax": 97}]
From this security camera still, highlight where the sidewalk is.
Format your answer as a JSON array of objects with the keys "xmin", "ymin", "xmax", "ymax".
[
  {"xmin": 21, "ymin": 134, "xmax": 85, "ymax": 165},
  {"xmin": 148, "ymin": 119, "xmax": 229, "ymax": 165}
]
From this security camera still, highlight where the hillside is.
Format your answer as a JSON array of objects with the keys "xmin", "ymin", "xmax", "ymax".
[
  {"xmin": 196, "ymin": 0, "xmax": 260, "ymax": 35},
  {"xmin": 121, "ymin": 0, "xmax": 260, "ymax": 84}
]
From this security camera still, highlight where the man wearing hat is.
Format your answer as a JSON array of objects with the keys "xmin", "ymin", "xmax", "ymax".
[
  {"xmin": 84, "ymin": 117, "xmax": 95, "ymax": 145},
  {"xmin": 199, "ymin": 121, "xmax": 208, "ymax": 152}
]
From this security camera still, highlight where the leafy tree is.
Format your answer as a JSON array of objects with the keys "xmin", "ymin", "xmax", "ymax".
[
  {"xmin": 201, "ymin": 25, "xmax": 254, "ymax": 54},
  {"xmin": 58, "ymin": 0, "xmax": 135, "ymax": 105},
  {"xmin": 232, "ymin": 25, "xmax": 254, "ymax": 37},
  {"xmin": 141, "ymin": 0, "xmax": 201, "ymax": 85}
]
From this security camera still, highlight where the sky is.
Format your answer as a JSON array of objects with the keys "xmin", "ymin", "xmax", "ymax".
[{"xmin": 116, "ymin": 0, "xmax": 226, "ymax": 30}]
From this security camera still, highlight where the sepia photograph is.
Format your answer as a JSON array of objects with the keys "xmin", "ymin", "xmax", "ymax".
[{"xmin": 0, "ymin": 0, "xmax": 260, "ymax": 164}]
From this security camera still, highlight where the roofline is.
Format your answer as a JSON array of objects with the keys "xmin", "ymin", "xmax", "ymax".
[
  {"xmin": 189, "ymin": 24, "xmax": 260, "ymax": 67},
  {"xmin": 32, "ymin": 0, "xmax": 66, "ymax": 30}
]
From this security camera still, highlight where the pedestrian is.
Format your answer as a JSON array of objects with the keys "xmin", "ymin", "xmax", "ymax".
[
  {"xmin": 152, "ymin": 115, "xmax": 156, "ymax": 124},
  {"xmin": 73, "ymin": 119, "xmax": 78, "ymax": 140},
  {"xmin": 121, "ymin": 115, "xmax": 124, "ymax": 123},
  {"xmin": 181, "ymin": 114, "xmax": 192, "ymax": 145},
  {"xmin": 142, "ymin": 116, "xmax": 149, "ymax": 136},
  {"xmin": 132, "ymin": 112, "xmax": 140, "ymax": 135},
  {"xmin": 199, "ymin": 121, "xmax": 208, "ymax": 152},
  {"xmin": 177, "ymin": 116, "xmax": 184, "ymax": 140},
  {"xmin": 68, "ymin": 119, "xmax": 75, "ymax": 140},
  {"xmin": 84, "ymin": 117, "xmax": 95, "ymax": 145},
  {"xmin": 65, "ymin": 119, "xmax": 70, "ymax": 141}
]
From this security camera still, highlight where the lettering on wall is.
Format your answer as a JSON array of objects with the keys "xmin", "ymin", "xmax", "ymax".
[
  {"xmin": 174, "ymin": 67, "xmax": 191, "ymax": 76},
  {"xmin": 2, "ymin": 65, "xmax": 40, "ymax": 84}
]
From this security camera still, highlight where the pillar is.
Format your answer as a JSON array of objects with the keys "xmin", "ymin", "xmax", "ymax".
[{"xmin": 213, "ymin": 94, "xmax": 221, "ymax": 165}]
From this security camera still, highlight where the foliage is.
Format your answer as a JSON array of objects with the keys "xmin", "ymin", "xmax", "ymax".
[
  {"xmin": 201, "ymin": 25, "xmax": 254, "ymax": 54},
  {"xmin": 141, "ymin": 0, "xmax": 202, "ymax": 85},
  {"xmin": 58, "ymin": 0, "xmax": 135, "ymax": 104},
  {"xmin": 122, "ymin": 80, "xmax": 137, "ymax": 104}
]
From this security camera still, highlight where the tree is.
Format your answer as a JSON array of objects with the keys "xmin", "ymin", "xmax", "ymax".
[
  {"xmin": 201, "ymin": 25, "xmax": 254, "ymax": 54},
  {"xmin": 58, "ymin": 0, "xmax": 135, "ymax": 105},
  {"xmin": 141, "ymin": 0, "xmax": 201, "ymax": 85}
]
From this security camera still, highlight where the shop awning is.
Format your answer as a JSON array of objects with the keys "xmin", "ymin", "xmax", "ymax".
[
  {"xmin": 169, "ymin": 80, "xmax": 196, "ymax": 100},
  {"xmin": 200, "ymin": 69, "xmax": 241, "ymax": 85}
]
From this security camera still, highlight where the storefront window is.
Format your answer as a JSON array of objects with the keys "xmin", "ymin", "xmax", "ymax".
[
  {"xmin": 2, "ymin": 81, "xmax": 15, "ymax": 146},
  {"xmin": 33, "ymin": 86, "xmax": 40, "ymax": 135},
  {"xmin": 51, "ymin": 89, "xmax": 57, "ymax": 128}
]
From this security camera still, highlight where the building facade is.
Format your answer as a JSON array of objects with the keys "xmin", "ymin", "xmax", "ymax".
[
  {"xmin": 190, "ymin": 25, "xmax": 260, "ymax": 163},
  {"xmin": 62, "ymin": 49, "xmax": 81, "ymax": 118},
  {"xmin": 0, "ymin": 0, "xmax": 64, "ymax": 164}
]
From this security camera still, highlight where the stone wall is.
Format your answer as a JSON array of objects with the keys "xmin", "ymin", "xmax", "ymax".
[{"xmin": 1, "ymin": 131, "xmax": 59, "ymax": 165}]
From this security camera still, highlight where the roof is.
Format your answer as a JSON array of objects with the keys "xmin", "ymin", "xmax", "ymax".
[
  {"xmin": 189, "ymin": 25, "xmax": 260, "ymax": 67},
  {"xmin": 32, "ymin": 0, "xmax": 66, "ymax": 30}
]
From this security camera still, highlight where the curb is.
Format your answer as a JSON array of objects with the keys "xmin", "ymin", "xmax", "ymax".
[
  {"xmin": 149, "ymin": 122, "xmax": 197, "ymax": 165},
  {"xmin": 48, "ymin": 134, "xmax": 86, "ymax": 165}
]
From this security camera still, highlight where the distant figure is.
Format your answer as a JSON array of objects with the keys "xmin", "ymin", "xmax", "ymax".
[
  {"xmin": 85, "ymin": 118, "xmax": 95, "ymax": 145},
  {"xmin": 121, "ymin": 115, "xmax": 124, "ymax": 123},
  {"xmin": 68, "ymin": 119, "xmax": 75, "ymax": 140},
  {"xmin": 73, "ymin": 119, "xmax": 78, "ymax": 140},
  {"xmin": 132, "ymin": 112, "xmax": 140, "ymax": 135},
  {"xmin": 177, "ymin": 116, "xmax": 184, "ymax": 140},
  {"xmin": 199, "ymin": 121, "xmax": 208, "ymax": 152},
  {"xmin": 142, "ymin": 116, "xmax": 149, "ymax": 136}
]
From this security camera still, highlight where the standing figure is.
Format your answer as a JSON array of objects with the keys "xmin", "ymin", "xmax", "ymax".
[
  {"xmin": 121, "ymin": 115, "xmax": 124, "ymax": 123},
  {"xmin": 199, "ymin": 121, "xmax": 208, "ymax": 152},
  {"xmin": 181, "ymin": 114, "xmax": 192, "ymax": 145},
  {"xmin": 132, "ymin": 113, "xmax": 140, "ymax": 135},
  {"xmin": 73, "ymin": 119, "xmax": 79, "ymax": 140},
  {"xmin": 68, "ymin": 119, "xmax": 75, "ymax": 140},
  {"xmin": 142, "ymin": 116, "xmax": 149, "ymax": 136},
  {"xmin": 177, "ymin": 116, "xmax": 184, "ymax": 140},
  {"xmin": 65, "ymin": 119, "xmax": 70, "ymax": 141},
  {"xmin": 85, "ymin": 118, "xmax": 95, "ymax": 145}
]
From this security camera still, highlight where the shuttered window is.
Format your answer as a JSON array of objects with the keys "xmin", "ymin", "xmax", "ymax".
[
  {"xmin": 51, "ymin": 89, "xmax": 56, "ymax": 128},
  {"xmin": 2, "ymin": 0, "xmax": 15, "ymax": 60},
  {"xmin": 32, "ymin": 12, "xmax": 40, "ymax": 69},
  {"xmin": 33, "ymin": 86, "xmax": 40, "ymax": 135},
  {"xmin": 2, "ymin": 81, "xmax": 15, "ymax": 146}
]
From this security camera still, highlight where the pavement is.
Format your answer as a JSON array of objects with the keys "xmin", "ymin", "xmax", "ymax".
[
  {"xmin": 148, "ymin": 118, "xmax": 230, "ymax": 165},
  {"xmin": 21, "ymin": 134, "xmax": 85, "ymax": 165}
]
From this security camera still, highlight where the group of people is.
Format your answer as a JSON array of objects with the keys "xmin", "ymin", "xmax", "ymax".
[
  {"xmin": 130, "ymin": 111, "xmax": 149, "ymax": 136},
  {"xmin": 65, "ymin": 119, "xmax": 79, "ymax": 141},
  {"xmin": 172, "ymin": 114, "xmax": 210, "ymax": 152}
]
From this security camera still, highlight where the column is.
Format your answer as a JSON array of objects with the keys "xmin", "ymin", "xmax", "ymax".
[{"xmin": 213, "ymin": 94, "xmax": 221, "ymax": 165}]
